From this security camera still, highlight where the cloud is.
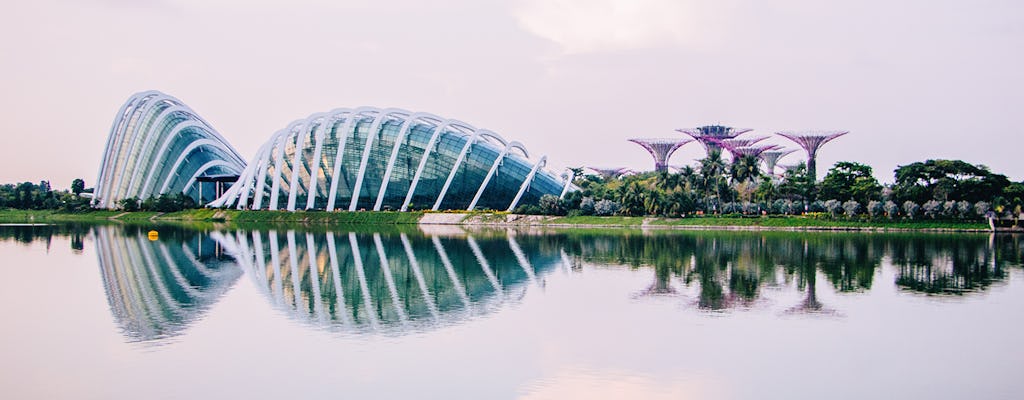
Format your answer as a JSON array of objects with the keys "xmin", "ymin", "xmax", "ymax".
[{"xmin": 514, "ymin": 0, "xmax": 692, "ymax": 54}]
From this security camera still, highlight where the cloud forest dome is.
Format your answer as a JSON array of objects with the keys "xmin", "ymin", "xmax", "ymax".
[
  {"xmin": 210, "ymin": 108, "xmax": 574, "ymax": 211},
  {"xmin": 93, "ymin": 91, "xmax": 246, "ymax": 209}
]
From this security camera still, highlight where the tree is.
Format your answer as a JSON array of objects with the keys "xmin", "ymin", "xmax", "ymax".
[
  {"xmin": 893, "ymin": 159, "xmax": 1010, "ymax": 203},
  {"xmin": 729, "ymin": 155, "xmax": 761, "ymax": 184},
  {"xmin": 778, "ymin": 162, "xmax": 816, "ymax": 201},
  {"xmin": 842, "ymin": 200, "xmax": 861, "ymax": 218},
  {"xmin": 71, "ymin": 179, "xmax": 86, "ymax": 196},
  {"xmin": 820, "ymin": 161, "xmax": 882, "ymax": 204}
]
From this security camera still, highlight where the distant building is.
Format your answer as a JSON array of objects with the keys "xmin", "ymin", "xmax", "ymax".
[{"xmin": 95, "ymin": 91, "xmax": 573, "ymax": 211}]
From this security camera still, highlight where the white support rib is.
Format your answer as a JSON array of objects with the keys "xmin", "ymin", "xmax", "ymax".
[
  {"xmin": 286, "ymin": 119, "xmax": 316, "ymax": 211},
  {"xmin": 400, "ymin": 233, "xmax": 439, "ymax": 320},
  {"xmin": 306, "ymin": 233, "xmax": 327, "ymax": 324},
  {"xmin": 326, "ymin": 108, "xmax": 374, "ymax": 211},
  {"xmin": 95, "ymin": 91, "xmax": 151, "ymax": 207},
  {"xmin": 467, "ymin": 236, "xmax": 502, "ymax": 292},
  {"xmin": 269, "ymin": 124, "xmax": 302, "ymax": 210},
  {"xmin": 559, "ymin": 169, "xmax": 574, "ymax": 199},
  {"xmin": 507, "ymin": 156, "xmax": 547, "ymax": 212},
  {"xmin": 400, "ymin": 120, "xmax": 457, "ymax": 212},
  {"xmin": 304, "ymin": 117, "xmax": 332, "ymax": 210},
  {"xmin": 508, "ymin": 235, "xmax": 539, "ymax": 286},
  {"xmin": 326, "ymin": 233, "xmax": 352, "ymax": 326},
  {"xmin": 432, "ymin": 128, "xmax": 488, "ymax": 211},
  {"xmin": 138, "ymin": 121, "xmax": 206, "ymax": 198},
  {"xmin": 431, "ymin": 236, "xmax": 471, "ymax": 308},
  {"xmin": 374, "ymin": 113, "xmax": 443, "ymax": 211},
  {"xmin": 348, "ymin": 232, "xmax": 379, "ymax": 328},
  {"xmin": 287, "ymin": 231, "xmax": 302, "ymax": 308},
  {"xmin": 373, "ymin": 233, "xmax": 408, "ymax": 323},
  {"xmin": 253, "ymin": 132, "xmax": 289, "ymax": 209},
  {"xmin": 467, "ymin": 142, "xmax": 527, "ymax": 211},
  {"xmin": 349, "ymin": 109, "xmax": 408, "ymax": 211}
]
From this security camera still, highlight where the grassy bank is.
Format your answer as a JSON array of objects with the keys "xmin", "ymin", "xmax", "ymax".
[
  {"xmin": 544, "ymin": 214, "xmax": 988, "ymax": 231},
  {"xmin": 0, "ymin": 209, "xmax": 989, "ymax": 231}
]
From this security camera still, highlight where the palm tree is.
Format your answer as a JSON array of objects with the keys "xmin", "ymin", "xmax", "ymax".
[{"xmin": 730, "ymin": 155, "xmax": 762, "ymax": 184}]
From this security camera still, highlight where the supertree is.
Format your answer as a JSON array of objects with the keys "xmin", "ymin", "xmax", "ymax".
[
  {"xmin": 759, "ymin": 149, "xmax": 797, "ymax": 177},
  {"xmin": 587, "ymin": 166, "xmax": 632, "ymax": 179},
  {"xmin": 710, "ymin": 136, "xmax": 770, "ymax": 159},
  {"xmin": 676, "ymin": 125, "xmax": 753, "ymax": 157},
  {"xmin": 776, "ymin": 130, "xmax": 848, "ymax": 182},
  {"xmin": 627, "ymin": 138, "xmax": 693, "ymax": 172}
]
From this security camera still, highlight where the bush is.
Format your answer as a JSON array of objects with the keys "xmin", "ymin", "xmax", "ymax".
[
  {"xmin": 883, "ymin": 200, "xmax": 899, "ymax": 219},
  {"xmin": 867, "ymin": 200, "xmax": 883, "ymax": 219},
  {"xmin": 538, "ymin": 194, "xmax": 564, "ymax": 215},
  {"xmin": 117, "ymin": 197, "xmax": 140, "ymax": 212},
  {"xmin": 842, "ymin": 200, "xmax": 861, "ymax": 218},
  {"xmin": 824, "ymin": 199, "xmax": 842, "ymax": 218},
  {"xmin": 579, "ymin": 197, "xmax": 595, "ymax": 216},
  {"xmin": 974, "ymin": 201, "xmax": 991, "ymax": 217},
  {"xmin": 594, "ymin": 199, "xmax": 621, "ymax": 216},
  {"xmin": 902, "ymin": 201, "xmax": 920, "ymax": 220},
  {"xmin": 922, "ymin": 200, "xmax": 942, "ymax": 219},
  {"xmin": 809, "ymin": 200, "xmax": 826, "ymax": 213},
  {"xmin": 771, "ymin": 199, "xmax": 786, "ymax": 215},
  {"xmin": 956, "ymin": 200, "xmax": 973, "ymax": 219}
]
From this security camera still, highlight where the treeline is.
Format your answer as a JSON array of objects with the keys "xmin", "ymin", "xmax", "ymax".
[
  {"xmin": 515, "ymin": 155, "xmax": 1024, "ymax": 220},
  {"xmin": 0, "ymin": 179, "xmax": 90, "ymax": 212}
]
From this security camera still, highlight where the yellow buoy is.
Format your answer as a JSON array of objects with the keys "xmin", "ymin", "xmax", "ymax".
[{"xmin": 147, "ymin": 230, "xmax": 159, "ymax": 241}]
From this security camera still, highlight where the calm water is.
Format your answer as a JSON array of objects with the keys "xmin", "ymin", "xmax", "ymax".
[{"xmin": 1, "ymin": 224, "xmax": 1022, "ymax": 399}]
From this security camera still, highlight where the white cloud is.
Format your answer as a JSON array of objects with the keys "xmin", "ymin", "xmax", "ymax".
[{"xmin": 514, "ymin": 0, "xmax": 692, "ymax": 54}]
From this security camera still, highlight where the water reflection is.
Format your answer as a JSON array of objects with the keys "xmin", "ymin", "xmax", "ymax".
[
  {"xmin": 218, "ymin": 229, "xmax": 563, "ymax": 334},
  {"xmin": 94, "ymin": 226, "xmax": 241, "ymax": 342},
  {"xmin": 558, "ymin": 231, "xmax": 1023, "ymax": 312},
  {"xmin": 5, "ymin": 224, "xmax": 1018, "ymax": 342}
]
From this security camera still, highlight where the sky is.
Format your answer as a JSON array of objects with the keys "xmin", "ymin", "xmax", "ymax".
[{"xmin": 1, "ymin": 0, "xmax": 1022, "ymax": 189}]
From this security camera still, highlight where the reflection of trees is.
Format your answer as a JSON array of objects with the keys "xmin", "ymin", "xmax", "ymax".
[
  {"xmin": 890, "ymin": 235, "xmax": 1006, "ymax": 294},
  {"xmin": 558, "ymin": 230, "xmax": 1019, "ymax": 311},
  {"xmin": 0, "ymin": 223, "xmax": 91, "ymax": 252}
]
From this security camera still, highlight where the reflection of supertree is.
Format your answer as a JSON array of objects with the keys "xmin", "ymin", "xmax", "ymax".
[
  {"xmin": 776, "ymin": 130, "xmax": 848, "ymax": 182},
  {"xmin": 760, "ymin": 149, "xmax": 797, "ymax": 177},
  {"xmin": 218, "ymin": 229, "xmax": 562, "ymax": 334},
  {"xmin": 95, "ymin": 226, "xmax": 242, "ymax": 342},
  {"xmin": 627, "ymin": 138, "xmax": 693, "ymax": 172},
  {"xmin": 677, "ymin": 125, "xmax": 754, "ymax": 157}
]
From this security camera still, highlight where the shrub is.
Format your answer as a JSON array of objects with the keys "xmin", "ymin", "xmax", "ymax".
[
  {"xmin": 974, "ymin": 201, "xmax": 991, "ymax": 217},
  {"xmin": 842, "ymin": 200, "xmax": 861, "ymax": 218},
  {"xmin": 902, "ymin": 201, "xmax": 920, "ymax": 220},
  {"xmin": 956, "ymin": 200, "xmax": 973, "ymax": 219},
  {"xmin": 867, "ymin": 200, "xmax": 883, "ymax": 219},
  {"xmin": 824, "ymin": 199, "xmax": 842, "ymax": 218},
  {"xmin": 809, "ymin": 200, "xmax": 826, "ymax": 213},
  {"xmin": 922, "ymin": 200, "xmax": 942, "ymax": 219},
  {"xmin": 883, "ymin": 200, "xmax": 899, "ymax": 219},
  {"xmin": 579, "ymin": 197, "xmax": 595, "ymax": 216},
  {"xmin": 594, "ymin": 199, "xmax": 621, "ymax": 216},
  {"xmin": 538, "ymin": 194, "xmax": 564, "ymax": 216}
]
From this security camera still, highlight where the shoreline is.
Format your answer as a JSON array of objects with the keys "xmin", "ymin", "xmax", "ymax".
[{"xmin": 0, "ymin": 209, "xmax": 994, "ymax": 233}]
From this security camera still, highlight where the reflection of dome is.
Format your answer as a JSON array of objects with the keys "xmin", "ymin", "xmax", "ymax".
[
  {"xmin": 95, "ymin": 226, "xmax": 242, "ymax": 342},
  {"xmin": 93, "ymin": 91, "xmax": 246, "ymax": 208},
  {"xmin": 209, "ymin": 108, "xmax": 573, "ymax": 211},
  {"xmin": 216, "ymin": 230, "xmax": 565, "ymax": 335}
]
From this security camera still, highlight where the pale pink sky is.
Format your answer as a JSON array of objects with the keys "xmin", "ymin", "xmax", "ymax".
[{"xmin": 1, "ymin": 0, "xmax": 1022, "ymax": 189}]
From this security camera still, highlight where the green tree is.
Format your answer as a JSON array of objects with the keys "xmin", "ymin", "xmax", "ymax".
[
  {"xmin": 71, "ymin": 179, "xmax": 86, "ymax": 196},
  {"xmin": 893, "ymin": 159, "xmax": 1010, "ymax": 203},
  {"xmin": 820, "ymin": 161, "xmax": 882, "ymax": 204}
]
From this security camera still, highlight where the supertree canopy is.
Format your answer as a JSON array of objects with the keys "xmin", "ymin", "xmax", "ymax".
[
  {"xmin": 676, "ymin": 125, "xmax": 754, "ymax": 157},
  {"xmin": 759, "ymin": 149, "xmax": 798, "ymax": 177},
  {"xmin": 587, "ymin": 166, "xmax": 633, "ymax": 179},
  {"xmin": 776, "ymin": 130, "xmax": 848, "ymax": 182},
  {"xmin": 730, "ymin": 145, "xmax": 780, "ymax": 159},
  {"xmin": 627, "ymin": 138, "xmax": 693, "ymax": 172}
]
